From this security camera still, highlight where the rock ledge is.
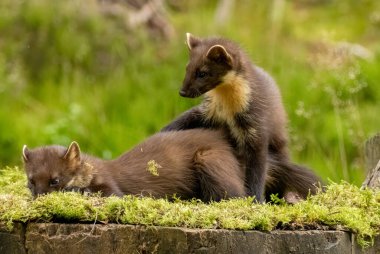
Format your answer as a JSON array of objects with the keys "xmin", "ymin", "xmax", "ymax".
[{"xmin": 0, "ymin": 222, "xmax": 378, "ymax": 254}]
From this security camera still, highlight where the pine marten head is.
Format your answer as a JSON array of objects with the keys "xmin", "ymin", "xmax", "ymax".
[
  {"xmin": 180, "ymin": 33, "xmax": 242, "ymax": 98},
  {"xmin": 22, "ymin": 141, "xmax": 93, "ymax": 197}
]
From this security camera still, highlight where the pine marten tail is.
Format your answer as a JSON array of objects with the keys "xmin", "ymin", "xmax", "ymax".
[{"xmin": 265, "ymin": 158, "xmax": 323, "ymax": 203}]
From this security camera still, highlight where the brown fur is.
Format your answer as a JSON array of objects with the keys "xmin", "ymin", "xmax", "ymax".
[
  {"xmin": 162, "ymin": 33, "xmax": 321, "ymax": 202},
  {"xmin": 23, "ymin": 129, "xmax": 246, "ymax": 202}
]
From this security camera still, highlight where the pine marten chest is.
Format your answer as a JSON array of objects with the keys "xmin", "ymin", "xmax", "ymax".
[{"xmin": 203, "ymin": 71, "xmax": 254, "ymax": 146}]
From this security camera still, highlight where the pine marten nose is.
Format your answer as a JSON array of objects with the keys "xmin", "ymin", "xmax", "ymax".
[{"xmin": 179, "ymin": 89, "xmax": 187, "ymax": 97}]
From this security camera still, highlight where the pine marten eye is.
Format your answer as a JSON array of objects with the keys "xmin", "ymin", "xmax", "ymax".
[
  {"xmin": 49, "ymin": 178, "xmax": 60, "ymax": 187},
  {"xmin": 28, "ymin": 179, "xmax": 35, "ymax": 186},
  {"xmin": 196, "ymin": 70, "xmax": 208, "ymax": 78}
]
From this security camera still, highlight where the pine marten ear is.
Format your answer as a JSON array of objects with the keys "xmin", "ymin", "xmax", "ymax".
[
  {"xmin": 206, "ymin": 45, "xmax": 233, "ymax": 66},
  {"xmin": 22, "ymin": 145, "xmax": 29, "ymax": 162},
  {"xmin": 186, "ymin": 33, "xmax": 201, "ymax": 50},
  {"xmin": 63, "ymin": 141, "xmax": 81, "ymax": 168}
]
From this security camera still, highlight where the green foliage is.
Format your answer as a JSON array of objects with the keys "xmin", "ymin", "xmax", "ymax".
[
  {"xmin": 0, "ymin": 1, "xmax": 379, "ymax": 183},
  {"xmin": 0, "ymin": 167, "xmax": 379, "ymax": 247},
  {"xmin": 0, "ymin": 166, "xmax": 29, "ymax": 196}
]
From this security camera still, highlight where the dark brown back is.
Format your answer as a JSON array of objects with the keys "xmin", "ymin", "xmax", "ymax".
[{"xmin": 107, "ymin": 129, "xmax": 246, "ymax": 200}]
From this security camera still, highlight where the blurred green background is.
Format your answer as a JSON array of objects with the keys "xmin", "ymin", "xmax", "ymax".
[{"xmin": 0, "ymin": 0, "xmax": 379, "ymax": 185}]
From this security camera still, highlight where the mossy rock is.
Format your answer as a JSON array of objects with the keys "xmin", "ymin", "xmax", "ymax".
[{"xmin": 0, "ymin": 166, "xmax": 379, "ymax": 248}]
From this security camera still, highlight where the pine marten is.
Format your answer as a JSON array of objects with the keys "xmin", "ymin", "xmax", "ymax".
[
  {"xmin": 22, "ymin": 129, "xmax": 247, "ymax": 201},
  {"xmin": 162, "ymin": 33, "xmax": 321, "ymax": 202}
]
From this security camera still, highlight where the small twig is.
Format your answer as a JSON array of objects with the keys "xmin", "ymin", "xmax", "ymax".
[{"xmin": 74, "ymin": 211, "xmax": 98, "ymax": 245}]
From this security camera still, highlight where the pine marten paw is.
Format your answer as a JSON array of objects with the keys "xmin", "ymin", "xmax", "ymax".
[
  {"xmin": 284, "ymin": 191, "xmax": 303, "ymax": 204},
  {"xmin": 63, "ymin": 186, "xmax": 91, "ymax": 195}
]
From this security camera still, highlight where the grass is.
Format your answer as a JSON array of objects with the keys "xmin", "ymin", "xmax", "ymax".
[{"xmin": 0, "ymin": 166, "xmax": 379, "ymax": 247}]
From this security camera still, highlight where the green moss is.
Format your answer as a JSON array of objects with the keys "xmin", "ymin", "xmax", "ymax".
[
  {"xmin": 0, "ymin": 167, "xmax": 379, "ymax": 247},
  {"xmin": 30, "ymin": 192, "xmax": 107, "ymax": 222},
  {"xmin": 146, "ymin": 160, "xmax": 161, "ymax": 176},
  {"xmin": 0, "ymin": 166, "xmax": 30, "ymax": 197}
]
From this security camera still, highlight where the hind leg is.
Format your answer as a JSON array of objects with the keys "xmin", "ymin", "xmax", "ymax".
[{"xmin": 193, "ymin": 148, "xmax": 246, "ymax": 202}]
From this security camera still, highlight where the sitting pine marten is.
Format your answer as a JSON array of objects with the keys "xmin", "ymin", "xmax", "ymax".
[
  {"xmin": 162, "ymin": 33, "xmax": 321, "ymax": 202},
  {"xmin": 22, "ymin": 129, "xmax": 247, "ymax": 201}
]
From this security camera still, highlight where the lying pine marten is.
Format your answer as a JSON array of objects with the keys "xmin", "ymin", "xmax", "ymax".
[{"xmin": 23, "ymin": 129, "xmax": 246, "ymax": 202}]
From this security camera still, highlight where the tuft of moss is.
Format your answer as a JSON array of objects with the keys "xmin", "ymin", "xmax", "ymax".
[
  {"xmin": 146, "ymin": 160, "xmax": 161, "ymax": 176},
  {"xmin": 0, "ymin": 167, "xmax": 379, "ymax": 247},
  {"xmin": 0, "ymin": 166, "xmax": 30, "ymax": 197}
]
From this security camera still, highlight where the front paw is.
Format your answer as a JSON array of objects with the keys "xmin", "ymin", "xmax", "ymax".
[
  {"xmin": 63, "ymin": 186, "xmax": 82, "ymax": 192},
  {"xmin": 63, "ymin": 186, "xmax": 92, "ymax": 195}
]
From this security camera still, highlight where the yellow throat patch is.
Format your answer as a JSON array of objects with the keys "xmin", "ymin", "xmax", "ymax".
[{"xmin": 205, "ymin": 71, "xmax": 251, "ymax": 124}]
